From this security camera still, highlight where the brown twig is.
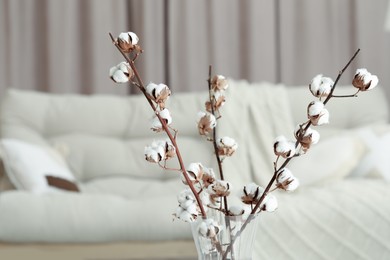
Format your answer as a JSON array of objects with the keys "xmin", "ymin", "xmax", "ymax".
[
  {"xmin": 109, "ymin": 32, "xmax": 207, "ymax": 217},
  {"xmin": 207, "ymin": 66, "xmax": 234, "ymax": 259},
  {"xmin": 331, "ymin": 89, "xmax": 360, "ymax": 98},
  {"xmin": 251, "ymin": 48, "xmax": 361, "ymax": 215},
  {"xmin": 222, "ymin": 48, "xmax": 361, "ymax": 259},
  {"xmin": 207, "ymin": 65, "xmax": 229, "ymax": 213}
]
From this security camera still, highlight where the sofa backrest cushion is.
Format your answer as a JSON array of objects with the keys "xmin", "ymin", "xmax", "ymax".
[
  {"xmin": 287, "ymin": 85, "xmax": 389, "ymax": 138},
  {"xmin": 0, "ymin": 89, "xmax": 216, "ymax": 183},
  {"xmin": 0, "ymin": 82, "xmax": 387, "ymax": 188}
]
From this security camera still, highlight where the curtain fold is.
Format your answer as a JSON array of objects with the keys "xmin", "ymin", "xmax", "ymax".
[
  {"xmin": 1, "ymin": 0, "xmax": 389, "ymax": 103},
  {"xmin": 0, "ymin": 0, "xmax": 130, "ymax": 96}
]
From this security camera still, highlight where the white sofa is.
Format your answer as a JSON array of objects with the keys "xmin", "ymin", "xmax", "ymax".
[{"xmin": 0, "ymin": 80, "xmax": 390, "ymax": 260}]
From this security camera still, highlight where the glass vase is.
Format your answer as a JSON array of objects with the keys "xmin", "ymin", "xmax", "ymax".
[{"xmin": 190, "ymin": 211, "xmax": 260, "ymax": 260}]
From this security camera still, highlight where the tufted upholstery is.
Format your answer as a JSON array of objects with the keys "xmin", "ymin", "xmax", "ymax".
[
  {"xmin": 0, "ymin": 81, "xmax": 389, "ymax": 260},
  {"xmin": 0, "ymin": 89, "xmax": 218, "ymax": 183}
]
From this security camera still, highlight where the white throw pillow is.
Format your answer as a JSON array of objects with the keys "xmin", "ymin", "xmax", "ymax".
[
  {"xmin": 348, "ymin": 125, "xmax": 390, "ymax": 181},
  {"xmin": 0, "ymin": 139, "xmax": 79, "ymax": 193},
  {"xmin": 288, "ymin": 134, "xmax": 365, "ymax": 186}
]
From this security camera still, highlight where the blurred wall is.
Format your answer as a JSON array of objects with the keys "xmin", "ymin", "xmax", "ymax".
[{"xmin": 1, "ymin": 0, "xmax": 389, "ymax": 103}]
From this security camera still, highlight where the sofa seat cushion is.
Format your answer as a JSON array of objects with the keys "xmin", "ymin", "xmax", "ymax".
[
  {"xmin": 257, "ymin": 179, "xmax": 390, "ymax": 260},
  {"xmin": 0, "ymin": 190, "xmax": 191, "ymax": 243},
  {"xmin": 79, "ymin": 176, "xmax": 183, "ymax": 199},
  {"xmin": 1, "ymin": 178, "xmax": 389, "ymax": 255}
]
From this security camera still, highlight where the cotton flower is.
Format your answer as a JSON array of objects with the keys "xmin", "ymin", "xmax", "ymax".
[
  {"xmin": 182, "ymin": 162, "xmax": 204, "ymax": 185},
  {"xmin": 273, "ymin": 136, "xmax": 296, "ymax": 158},
  {"xmin": 174, "ymin": 189, "xmax": 199, "ymax": 222},
  {"xmin": 146, "ymin": 83, "xmax": 171, "ymax": 109},
  {"xmin": 229, "ymin": 204, "xmax": 254, "ymax": 220},
  {"xmin": 144, "ymin": 140, "xmax": 175, "ymax": 163},
  {"xmin": 216, "ymin": 136, "xmax": 238, "ymax": 157},
  {"xmin": 201, "ymin": 167, "xmax": 216, "ymax": 188},
  {"xmin": 144, "ymin": 144, "xmax": 165, "ymax": 163},
  {"xmin": 352, "ymin": 68, "xmax": 379, "ymax": 91},
  {"xmin": 309, "ymin": 74, "xmax": 334, "ymax": 98},
  {"xmin": 197, "ymin": 111, "xmax": 217, "ymax": 135},
  {"xmin": 229, "ymin": 205, "xmax": 247, "ymax": 216},
  {"xmin": 276, "ymin": 168, "xmax": 300, "ymax": 192},
  {"xmin": 240, "ymin": 182, "xmax": 263, "ymax": 205},
  {"xmin": 151, "ymin": 108, "xmax": 172, "ymax": 132},
  {"xmin": 239, "ymin": 183, "xmax": 277, "ymax": 212},
  {"xmin": 208, "ymin": 180, "xmax": 231, "ymax": 197},
  {"xmin": 211, "ymin": 75, "xmax": 228, "ymax": 92},
  {"xmin": 116, "ymin": 32, "xmax": 139, "ymax": 53},
  {"xmin": 262, "ymin": 194, "xmax": 278, "ymax": 212},
  {"xmin": 307, "ymin": 101, "xmax": 329, "ymax": 126},
  {"xmin": 175, "ymin": 207, "xmax": 197, "ymax": 222},
  {"xmin": 156, "ymin": 139, "xmax": 176, "ymax": 159},
  {"xmin": 205, "ymin": 90, "xmax": 226, "ymax": 113},
  {"xmin": 177, "ymin": 189, "xmax": 197, "ymax": 210},
  {"xmin": 198, "ymin": 218, "xmax": 221, "ymax": 238},
  {"xmin": 109, "ymin": 62, "xmax": 134, "ymax": 83},
  {"xmin": 208, "ymin": 180, "xmax": 231, "ymax": 205},
  {"xmin": 294, "ymin": 125, "xmax": 320, "ymax": 152}
]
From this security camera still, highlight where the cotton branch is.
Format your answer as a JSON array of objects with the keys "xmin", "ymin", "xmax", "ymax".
[
  {"xmin": 109, "ymin": 32, "xmax": 207, "ymax": 218},
  {"xmin": 207, "ymin": 65, "xmax": 229, "ymax": 213},
  {"xmin": 250, "ymin": 48, "xmax": 360, "ymax": 215}
]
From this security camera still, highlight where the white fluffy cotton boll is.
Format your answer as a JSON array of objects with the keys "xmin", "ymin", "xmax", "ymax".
[
  {"xmin": 229, "ymin": 205, "xmax": 246, "ymax": 216},
  {"xmin": 309, "ymin": 74, "xmax": 334, "ymax": 98},
  {"xmin": 117, "ymin": 32, "xmax": 140, "ymax": 53},
  {"xmin": 154, "ymin": 84, "xmax": 170, "ymax": 98},
  {"xmin": 151, "ymin": 108, "xmax": 173, "ymax": 131},
  {"xmin": 146, "ymin": 83, "xmax": 158, "ymax": 96},
  {"xmin": 276, "ymin": 168, "xmax": 300, "ymax": 192},
  {"xmin": 316, "ymin": 108, "xmax": 329, "ymax": 126},
  {"xmin": 198, "ymin": 219, "xmax": 221, "ymax": 238},
  {"xmin": 197, "ymin": 111, "xmax": 217, "ymax": 135},
  {"xmin": 307, "ymin": 101, "xmax": 324, "ymax": 117},
  {"xmin": 182, "ymin": 162, "xmax": 203, "ymax": 184},
  {"xmin": 211, "ymin": 75, "xmax": 229, "ymax": 91},
  {"xmin": 177, "ymin": 189, "xmax": 196, "ymax": 209},
  {"xmin": 295, "ymin": 125, "xmax": 321, "ymax": 153},
  {"xmin": 208, "ymin": 180, "xmax": 232, "ymax": 204},
  {"xmin": 243, "ymin": 182, "xmax": 262, "ymax": 197},
  {"xmin": 307, "ymin": 101, "xmax": 330, "ymax": 126},
  {"xmin": 159, "ymin": 108, "xmax": 172, "ymax": 124},
  {"xmin": 213, "ymin": 90, "xmax": 226, "ymax": 106},
  {"xmin": 118, "ymin": 31, "xmax": 139, "ymax": 45},
  {"xmin": 217, "ymin": 136, "xmax": 238, "ymax": 157},
  {"xmin": 294, "ymin": 125, "xmax": 320, "ymax": 145},
  {"xmin": 240, "ymin": 182, "xmax": 264, "ymax": 204},
  {"xmin": 144, "ymin": 145, "xmax": 163, "ymax": 163},
  {"xmin": 185, "ymin": 203, "xmax": 199, "ymax": 215},
  {"xmin": 352, "ymin": 68, "xmax": 379, "ymax": 91},
  {"xmin": 109, "ymin": 62, "xmax": 133, "ymax": 83},
  {"xmin": 307, "ymin": 128, "xmax": 320, "ymax": 144},
  {"xmin": 146, "ymin": 83, "xmax": 171, "ymax": 106},
  {"xmin": 273, "ymin": 135, "xmax": 296, "ymax": 158},
  {"xmin": 175, "ymin": 207, "xmax": 196, "ymax": 222},
  {"xmin": 263, "ymin": 194, "xmax": 278, "ymax": 212},
  {"xmin": 229, "ymin": 204, "xmax": 253, "ymax": 220},
  {"xmin": 286, "ymin": 177, "xmax": 300, "ymax": 191}
]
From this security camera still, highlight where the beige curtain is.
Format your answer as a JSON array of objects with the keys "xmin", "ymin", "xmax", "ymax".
[
  {"xmin": 1, "ymin": 0, "xmax": 390, "ymax": 102},
  {"xmin": 0, "ymin": 0, "xmax": 131, "ymax": 96}
]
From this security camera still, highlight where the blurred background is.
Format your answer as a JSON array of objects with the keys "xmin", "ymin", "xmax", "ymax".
[{"xmin": 1, "ymin": 0, "xmax": 389, "ymax": 102}]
